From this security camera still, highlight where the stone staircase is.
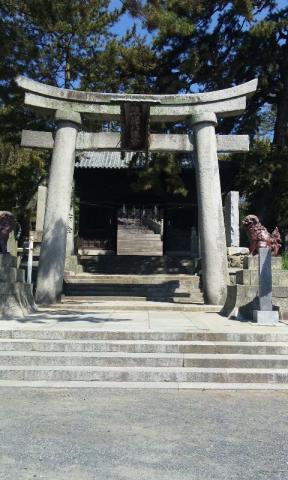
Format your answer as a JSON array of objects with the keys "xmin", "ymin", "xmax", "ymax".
[
  {"xmin": 64, "ymin": 255, "xmax": 201, "ymax": 304},
  {"xmin": 1, "ymin": 329, "xmax": 288, "ymax": 388},
  {"xmin": 64, "ymin": 274, "xmax": 204, "ymax": 304},
  {"xmin": 79, "ymin": 255, "xmax": 196, "ymax": 275},
  {"xmin": 117, "ymin": 224, "xmax": 162, "ymax": 256}
]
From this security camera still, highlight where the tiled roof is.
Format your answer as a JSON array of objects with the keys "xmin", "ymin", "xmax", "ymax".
[{"xmin": 75, "ymin": 151, "xmax": 195, "ymax": 169}]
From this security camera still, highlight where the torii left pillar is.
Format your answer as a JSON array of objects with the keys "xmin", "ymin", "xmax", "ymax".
[{"xmin": 36, "ymin": 110, "xmax": 81, "ymax": 304}]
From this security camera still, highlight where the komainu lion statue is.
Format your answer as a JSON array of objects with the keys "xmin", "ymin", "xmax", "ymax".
[
  {"xmin": 0, "ymin": 211, "xmax": 16, "ymax": 254},
  {"xmin": 243, "ymin": 214, "xmax": 282, "ymax": 256}
]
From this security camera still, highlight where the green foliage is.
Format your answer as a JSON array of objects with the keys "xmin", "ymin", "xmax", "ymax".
[
  {"xmin": 0, "ymin": 0, "xmax": 121, "ymax": 89},
  {"xmin": 230, "ymin": 139, "xmax": 288, "ymax": 227},
  {"xmin": 0, "ymin": 0, "xmax": 122, "ymax": 140},
  {"xmin": 130, "ymin": 153, "xmax": 188, "ymax": 197},
  {"xmin": 80, "ymin": 30, "xmax": 157, "ymax": 94},
  {"xmin": 126, "ymin": 1, "xmax": 288, "ymax": 147},
  {"xmin": 0, "ymin": 139, "xmax": 49, "ymax": 234},
  {"xmin": 282, "ymin": 253, "xmax": 288, "ymax": 271}
]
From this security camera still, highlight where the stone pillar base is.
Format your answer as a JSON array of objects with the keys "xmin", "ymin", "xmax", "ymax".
[
  {"xmin": 65, "ymin": 255, "xmax": 83, "ymax": 274},
  {"xmin": 253, "ymin": 310, "xmax": 279, "ymax": 325},
  {"xmin": 0, "ymin": 254, "xmax": 36, "ymax": 319}
]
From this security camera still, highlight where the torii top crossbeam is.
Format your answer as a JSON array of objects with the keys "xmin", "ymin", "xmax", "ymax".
[{"xmin": 16, "ymin": 76, "xmax": 257, "ymax": 122}]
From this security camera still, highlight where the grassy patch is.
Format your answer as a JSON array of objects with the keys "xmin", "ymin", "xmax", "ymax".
[{"xmin": 282, "ymin": 253, "xmax": 288, "ymax": 270}]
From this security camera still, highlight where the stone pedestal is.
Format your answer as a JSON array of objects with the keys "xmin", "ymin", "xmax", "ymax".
[
  {"xmin": 222, "ymin": 255, "xmax": 287, "ymax": 320},
  {"xmin": 0, "ymin": 254, "xmax": 35, "ymax": 318},
  {"xmin": 253, "ymin": 248, "xmax": 279, "ymax": 324},
  {"xmin": 253, "ymin": 310, "xmax": 279, "ymax": 324},
  {"xmin": 190, "ymin": 112, "xmax": 228, "ymax": 305},
  {"xmin": 36, "ymin": 110, "xmax": 81, "ymax": 304}
]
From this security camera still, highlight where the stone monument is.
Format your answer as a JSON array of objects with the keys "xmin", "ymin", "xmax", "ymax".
[
  {"xmin": 253, "ymin": 248, "xmax": 279, "ymax": 324},
  {"xmin": 222, "ymin": 215, "xmax": 287, "ymax": 320},
  {"xmin": 225, "ymin": 191, "xmax": 240, "ymax": 247},
  {"xmin": 0, "ymin": 211, "xmax": 36, "ymax": 318}
]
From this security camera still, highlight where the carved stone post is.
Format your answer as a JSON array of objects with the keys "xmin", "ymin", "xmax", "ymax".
[
  {"xmin": 225, "ymin": 191, "xmax": 240, "ymax": 247},
  {"xmin": 66, "ymin": 181, "xmax": 75, "ymax": 258},
  {"xmin": 36, "ymin": 110, "xmax": 81, "ymax": 304},
  {"xmin": 190, "ymin": 112, "xmax": 228, "ymax": 304},
  {"xmin": 35, "ymin": 185, "xmax": 47, "ymax": 232}
]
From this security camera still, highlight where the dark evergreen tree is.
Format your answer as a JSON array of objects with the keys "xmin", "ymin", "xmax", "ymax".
[{"xmin": 125, "ymin": 0, "xmax": 288, "ymax": 147}]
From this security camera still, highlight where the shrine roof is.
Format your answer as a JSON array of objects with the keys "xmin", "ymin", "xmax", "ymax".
[{"xmin": 75, "ymin": 151, "xmax": 195, "ymax": 169}]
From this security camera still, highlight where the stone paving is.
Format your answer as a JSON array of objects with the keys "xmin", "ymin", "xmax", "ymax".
[{"xmin": 1, "ymin": 303, "xmax": 288, "ymax": 333}]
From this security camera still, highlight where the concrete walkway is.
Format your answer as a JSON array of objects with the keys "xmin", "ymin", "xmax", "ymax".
[{"xmin": 1, "ymin": 301, "xmax": 288, "ymax": 334}]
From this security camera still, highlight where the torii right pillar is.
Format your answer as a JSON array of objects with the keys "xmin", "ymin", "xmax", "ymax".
[{"xmin": 190, "ymin": 112, "xmax": 228, "ymax": 305}]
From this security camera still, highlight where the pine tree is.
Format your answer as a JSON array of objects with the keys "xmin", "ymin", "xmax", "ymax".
[
  {"xmin": 0, "ymin": 0, "xmax": 122, "ymax": 232},
  {"xmin": 125, "ymin": 0, "xmax": 288, "ymax": 148}
]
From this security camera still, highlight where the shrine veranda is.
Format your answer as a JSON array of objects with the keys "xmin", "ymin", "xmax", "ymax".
[{"xmin": 16, "ymin": 76, "xmax": 258, "ymax": 306}]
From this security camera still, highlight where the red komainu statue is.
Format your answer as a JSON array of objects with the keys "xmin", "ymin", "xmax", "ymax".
[
  {"xmin": 0, "ymin": 211, "xmax": 16, "ymax": 254},
  {"xmin": 243, "ymin": 215, "xmax": 282, "ymax": 256}
]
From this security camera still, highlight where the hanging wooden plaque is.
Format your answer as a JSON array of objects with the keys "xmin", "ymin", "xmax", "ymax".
[{"xmin": 120, "ymin": 102, "xmax": 150, "ymax": 151}]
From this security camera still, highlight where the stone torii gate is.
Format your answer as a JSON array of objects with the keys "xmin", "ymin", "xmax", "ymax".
[{"xmin": 16, "ymin": 76, "xmax": 258, "ymax": 306}]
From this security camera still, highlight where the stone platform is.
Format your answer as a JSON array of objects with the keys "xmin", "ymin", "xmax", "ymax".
[{"xmin": 0, "ymin": 306, "xmax": 288, "ymax": 389}]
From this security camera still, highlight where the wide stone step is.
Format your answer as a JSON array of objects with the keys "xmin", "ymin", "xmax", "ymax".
[
  {"xmin": 64, "ymin": 283, "xmax": 200, "ymax": 290},
  {"xmin": 117, "ymin": 238, "xmax": 162, "ymax": 242},
  {"xmin": 57, "ymin": 300, "xmax": 218, "ymax": 312},
  {"xmin": 64, "ymin": 272, "xmax": 202, "ymax": 302},
  {"xmin": 3, "ymin": 330, "xmax": 288, "ymax": 341},
  {"xmin": 64, "ymin": 289, "xmax": 202, "ymax": 298},
  {"xmin": 1, "ymin": 365, "xmax": 288, "ymax": 383},
  {"xmin": 1, "ymin": 351, "xmax": 288, "ymax": 368},
  {"xmin": 1, "ymin": 339, "xmax": 288, "ymax": 354},
  {"xmin": 61, "ymin": 295, "xmax": 205, "ymax": 304},
  {"xmin": 117, "ymin": 240, "xmax": 161, "ymax": 244},
  {"xmin": 64, "ymin": 285, "xmax": 202, "ymax": 294},
  {"xmin": 80, "ymin": 257, "xmax": 196, "ymax": 275},
  {"xmin": 117, "ymin": 252, "xmax": 163, "ymax": 256},
  {"xmin": 65, "ymin": 274, "xmax": 199, "ymax": 283},
  {"xmin": 1, "ymin": 380, "xmax": 288, "ymax": 389}
]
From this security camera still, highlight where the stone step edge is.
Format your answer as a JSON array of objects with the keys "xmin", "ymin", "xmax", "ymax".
[
  {"xmin": 1, "ymin": 351, "xmax": 288, "ymax": 360},
  {"xmin": 1, "ymin": 366, "xmax": 288, "ymax": 373},
  {"xmin": 65, "ymin": 274, "xmax": 199, "ymax": 277},
  {"xmin": 0, "ymin": 380, "xmax": 288, "ymax": 390},
  {"xmin": 1, "ymin": 339, "xmax": 288, "ymax": 346},
  {"xmin": 43, "ymin": 304, "xmax": 220, "ymax": 312}
]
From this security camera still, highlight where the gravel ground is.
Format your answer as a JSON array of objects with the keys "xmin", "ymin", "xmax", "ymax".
[{"xmin": 0, "ymin": 388, "xmax": 288, "ymax": 480}]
